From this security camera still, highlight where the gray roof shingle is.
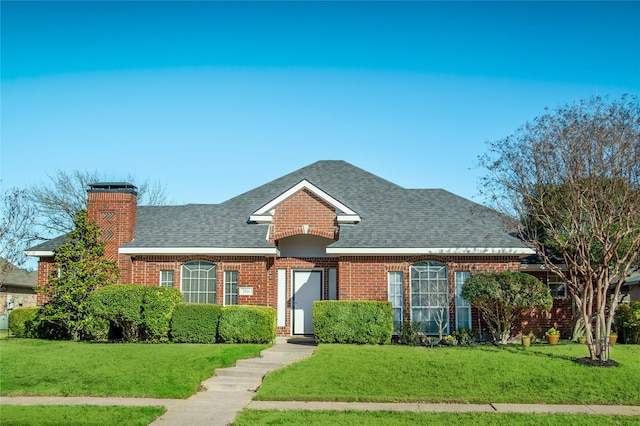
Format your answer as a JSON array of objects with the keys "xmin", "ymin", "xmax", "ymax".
[{"xmin": 29, "ymin": 161, "xmax": 531, "ymax": 254}]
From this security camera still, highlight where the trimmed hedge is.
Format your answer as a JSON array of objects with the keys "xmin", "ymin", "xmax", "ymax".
[
  {"xmin": 218, "ymin": 306, "xmax": 276, "ymax": 344},
  {"xmin": 312, "ymin": 300, "xmax": 393, "ymax": 344},
  {"xmin": 88, "ymin": 284, "xmax": 182, "ymax": 342},
  {"xmin": 171, "ymin": 303, "xmax": 222, "ymax": 343},
  {"xmin": 8, "ymin": 307, "xmax": 40, "ymax": 338}
]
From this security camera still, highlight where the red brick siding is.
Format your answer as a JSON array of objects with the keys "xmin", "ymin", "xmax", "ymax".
[
  {"xmin": 130, "ymin": 255, "xmax": 270, "ymax": 306},
  {"xmin": 269, "ymin": 189, "xmax": 338, "ymax": 242},
  {"xmin": 87, "ymin": 191, "xmax": 137, "ymax": 283},
  {"xmin": 35, "ymin": 257, "xmax": 56, "ymax": 305},
  {"xmin": 519, "ymin": 270, "xmax": 574, "ymax": 338}
]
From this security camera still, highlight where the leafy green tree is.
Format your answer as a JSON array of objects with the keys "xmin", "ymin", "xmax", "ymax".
[
  {"xmin": 462, "ymin": 271, "xmax": 552, "ymax": 344},
  {"xmin": 479, "ymin": 95, "xmax": 640, "ymax": 361},
  {"xmin": 37, "ymin": 210, "xmax": 119, "ymax": 341}
]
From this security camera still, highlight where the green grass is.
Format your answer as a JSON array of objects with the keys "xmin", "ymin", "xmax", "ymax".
[
  {"xmin": 0, "ymin": 329, "xmax": 9, "ymax": 339},
  {"xmin": 233, "ymin": 410, "xmax": 639, "ymax": 425},
  {"xmin": 0, "ymin": 405, "xmax": 165, "ymax": 426},
  {"xmin": 0, "ymin": 338, "xmax": 268, "ymax": 398},
  {"xmin": 256, "ymin": 343, "xmax": 640, "ymax": 405}
]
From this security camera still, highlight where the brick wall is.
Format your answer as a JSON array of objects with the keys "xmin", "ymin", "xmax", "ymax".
[
  {"xmin": 35, "ymin": 258, "xmax": 55, "ymax": 305},
  {"xmin": 130, "ymin": 255, "xmax": 270, "ymax": 306},
  {"xmin": 87, "ymin": 188, "xmax": 137, "ymax": 283},
  {"xmin": 269, "ymin": 189, "xmax": 338, "ymax": 242}
]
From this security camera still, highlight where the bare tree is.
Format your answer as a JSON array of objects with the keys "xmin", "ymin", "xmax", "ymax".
[
  {"xmin": 29, "ymin": 170, "xmax": 170, "ymax": 236},
  {"xmin": 479, "ymin": 95, "xmax": 640, "ymax": 362},
  {"xmin": 1, "ymin": 188, "xmax": 38, "ymax": 287}
]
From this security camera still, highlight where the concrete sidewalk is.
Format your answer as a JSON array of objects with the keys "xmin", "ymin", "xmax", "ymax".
[{"xmin": 2, "ymin": 338, "xmax": 639, "ymax": 424}]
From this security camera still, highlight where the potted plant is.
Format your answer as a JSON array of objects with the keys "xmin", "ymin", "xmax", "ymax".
[
  {"xmin": 545, "ymin": 327, "xmax": 560, "ymax": 345},
  {"xmin": 576, "ymin": 334, "xmax": 586, "ymax": 344},
  {"xmin": 521, "ymin": 333, "xmax": 531, "ymax": 347},
  {"xmin": 609, "ymin": 331, "xmax": 618, "ymax": 345}
]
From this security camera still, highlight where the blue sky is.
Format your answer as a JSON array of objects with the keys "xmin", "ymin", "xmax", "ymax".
[{"xmin": 2, "ymin": 1, "xmax": 639, "ymax": 205}]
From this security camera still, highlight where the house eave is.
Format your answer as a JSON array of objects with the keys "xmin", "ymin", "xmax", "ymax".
[
  {"xmin": 25, "ymin": 250, "xmax": 54, "ymax": 258},
  {"xmin": 119, "ymin": 247, "xmax": 280, "ymax": 256},
  {"xmin": 325, "ymin": 247, "xmax": 536, "ymax": 256}
]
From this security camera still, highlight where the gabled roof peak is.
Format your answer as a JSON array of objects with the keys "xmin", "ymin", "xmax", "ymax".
[{"xmin": 249, "ymin": 179, "xmax": 360, "ymax": 224}]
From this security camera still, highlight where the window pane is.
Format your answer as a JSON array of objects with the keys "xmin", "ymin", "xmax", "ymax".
[
  {"xmin": 181, "ymin": 261, "xmax": 217, "ymax": 304},
  {"xmin": 388, "ymin": 272, "xmax": 403, "ymax": 334},
  {"xmin": 410, "ymin": 261, "xmax": 449, "ymax": 335},
  {"xmin": 455, "ymin": 271, "xmax": 472, "ymax": 329}
]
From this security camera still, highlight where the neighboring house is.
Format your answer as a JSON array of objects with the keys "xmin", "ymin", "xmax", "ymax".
[
  {"xmin": 28, "ymin": 160, "xmax": 573, "ymax": 338},
  {"xmin": 0, "ymin": 259, "xmax": 38, "ymax": 317},
  {"xmin": 621, "ymin": 270, "xmax": 640, "ymax": 302}
]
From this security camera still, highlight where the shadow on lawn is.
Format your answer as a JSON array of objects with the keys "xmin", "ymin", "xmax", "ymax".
[{"xmin": 474, "ymin": 342, "xmax": 620, "ymax": 367}]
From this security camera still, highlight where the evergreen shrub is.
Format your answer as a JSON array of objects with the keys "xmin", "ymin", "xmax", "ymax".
[
  {"xmin": 170, "ymin": 303, "xmax": 222, "ymax": 343},
  {"xmin": 312, "ymin": 300, "xmax": 393, "ymax": 344},
  {"xmin": 8, "ymin": 307, "xmax": 40, "ymax": 338},
  {"xmin": 615, "ymin": 302, "xmax": 640, "ymax": 344},
  {"xmin": 218, "ymin": 306, "xmax": 276, "ymax": 343},
  {"xmin": 88, "ymin": 284, "xmax": 182, "ymax": 342}
]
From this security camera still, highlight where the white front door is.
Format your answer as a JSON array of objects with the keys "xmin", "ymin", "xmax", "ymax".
[{"xmin": 293, "ymin": 270, "xmax": 322, "ymax": 335}]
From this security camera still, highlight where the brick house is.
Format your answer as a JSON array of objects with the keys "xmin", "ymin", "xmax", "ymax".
[{"xmin": 27, "ymin": 160, "xmax": 573, "ymax": 338}]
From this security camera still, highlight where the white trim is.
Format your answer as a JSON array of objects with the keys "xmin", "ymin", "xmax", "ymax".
[
  {"xmin": 277, "ymin": 269, "xmax": 287, "ymax": 327},
  {"xmin": 326, "ymin": 247, "xmax": 536, "ymax": 256},
  {"xmin": 25, "ymin": 250, "xmax": 54, "ymax": 257},
  {"xmin": 119, "ymin": 247, "xmax": 279, "ymax": 256},
  {"xmin": 292, "ymin": 268, "xmax": 323, "ymax": 335},
  {"xmin": 250, "ymin": 180, "xmax": 361, "ymax": 224}
]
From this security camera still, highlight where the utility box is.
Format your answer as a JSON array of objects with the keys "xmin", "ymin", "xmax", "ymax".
[{"xmin": 0, "ymin": 314, "xmax": 8, "ymax": 330}]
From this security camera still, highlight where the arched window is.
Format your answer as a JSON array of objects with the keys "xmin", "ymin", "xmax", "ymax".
[
  {"xmin": 410, "ymin": 261, "xmax": 448, "ymax": 335},
  {"xmin": 181, "ymin": 261, "xmax": 217, "ymax": 304}
]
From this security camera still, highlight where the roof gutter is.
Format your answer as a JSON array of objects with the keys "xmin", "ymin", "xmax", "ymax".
[
  {"xmin": 325, "ymin": 247, "xmax": 536, "ymax": 256},
  {"xmin": 119, "ymin": 247, "xmax": 280, "ymax": 256}
]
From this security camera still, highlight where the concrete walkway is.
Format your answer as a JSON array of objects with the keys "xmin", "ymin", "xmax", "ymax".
[{"xmin": 2, "ymin": 338, "xmax": 640, "ymax": 424}]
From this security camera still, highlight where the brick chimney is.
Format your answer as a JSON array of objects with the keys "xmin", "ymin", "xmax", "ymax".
[{"xmin": 87, "ymin": 182, "xmax": 137, "ymax": 283}]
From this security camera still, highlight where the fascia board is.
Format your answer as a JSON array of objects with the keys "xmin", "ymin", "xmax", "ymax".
[
  {"xmin": 252, "ymin": 179, "xmax": 358, "ymax": 216},
  {"xmin": 119, "ymin": 247, "xmax": 280, "ymax": 256},
  {"xmin": 326, "ymin": 247, "xmax": 536, "ymax": 256},
  {"xmin": 25, "ymin": 250, "xmax": 54, "ymax": 257}
]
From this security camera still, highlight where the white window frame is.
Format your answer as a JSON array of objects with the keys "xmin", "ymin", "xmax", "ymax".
[
  {"xmin": 410, "ymin": 261, "xmax": 449, "ymax": 335},
  {"xmin": 181, "ymin": 261, "xmax": 217, "ymax": 304},
  {"xmin": 388, "ymin": 271, "xmax": 404, "ymax": 334},
  {"xmin": 547, "ymin": 273, "xmax": 567, "ymax": 299},
  {"xmin": 160, "ymin": 270, "xmax": 174, "ymax": 288},
  {"xmin": 224, "ymin": 270, "xmax": 239, "ymax": 306},
  {"xmin": 455, "ymin": 271, "xmax": 472, "ymax": 330}
]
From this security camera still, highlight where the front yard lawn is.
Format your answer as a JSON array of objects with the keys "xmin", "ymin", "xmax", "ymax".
[
  {"xmin": 0, "ymin": 338, "xmax": 268, "ymax": 398},
  {"xmin": 234, "ymin": 410, "xmax": 640, "ymax": 426},
  {"xmin": 0, "ymin": 405, "xmax": 165, "ymax": 426},
  {"xmin": 255, "ymin": 343, "xmax": 640, "ymax": 405}
]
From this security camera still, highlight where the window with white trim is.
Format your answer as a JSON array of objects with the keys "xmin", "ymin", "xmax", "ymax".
[
  {"xmin": 224, "ymin": 271, "xmax": 238, "ymax": 305},
  {"xmin": 410, "ymin": 261, "xmax": 448, "ymax": 334},
  {"xmin": 181, "ymin": 261, "xmax": 217, "ymax": 303},
  {"xmin": 388, "ymin": 272, "xmax": 403, "ymax": 334},
  {"xmin": 455, "ymin": 271, "xmax": 472, "ymax": 329},
  {"xmin": 547, "ymin": 273, "xmax": 567, "ymax": 299},
  {"xmin": 160, "ymin": 270, "xmax": 174, "ymax": 288}
]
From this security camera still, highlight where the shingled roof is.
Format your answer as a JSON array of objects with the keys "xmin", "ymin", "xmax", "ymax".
[{"xmin": 28, "ymin": 161, "xmax": 533, "ymax": 256}]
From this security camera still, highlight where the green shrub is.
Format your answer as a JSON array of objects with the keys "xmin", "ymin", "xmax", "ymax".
[
  {"xmin": 171, "ymin": 303, "xmax": 222, "ymax": 343},
  {"xmin": 88, "ymin": 284, "xmax": 182, "ymax": 342},
  {"xmin": 8, "ymin": 307, "xmax": 40, "ymax": 338},
  {"xmin": 453, "ymin": 326, "xmax": 478, "ymax": 345},
  {"xmin": 141, "ymin": 286, "xmax": 183, "ymax": 342},
  {"xmin": 615, "ymin": 302, "xmax": 640, "ymax": 344},
  {"xmin": 397, "ymin": 321, "xmax": 421, "ymax": 346},
  {"xmin": 462, "ymin": 271, "xmax": 552, "ymax": 344},
  {"xmin": 312, "ymin": 300, "xmax": 393, "ymax": 345},
  {"xmin": 88, "ymin": 284, "xmax": 145, "ymax": 341},
  {"xmin": 218, "ymin": 306, "xmax": 276, "ymax": 344}
]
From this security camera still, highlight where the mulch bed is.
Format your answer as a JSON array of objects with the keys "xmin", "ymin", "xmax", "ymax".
[{"xmin": 574, "ymin": 357, "xmax": 619, "ymax": 367}]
